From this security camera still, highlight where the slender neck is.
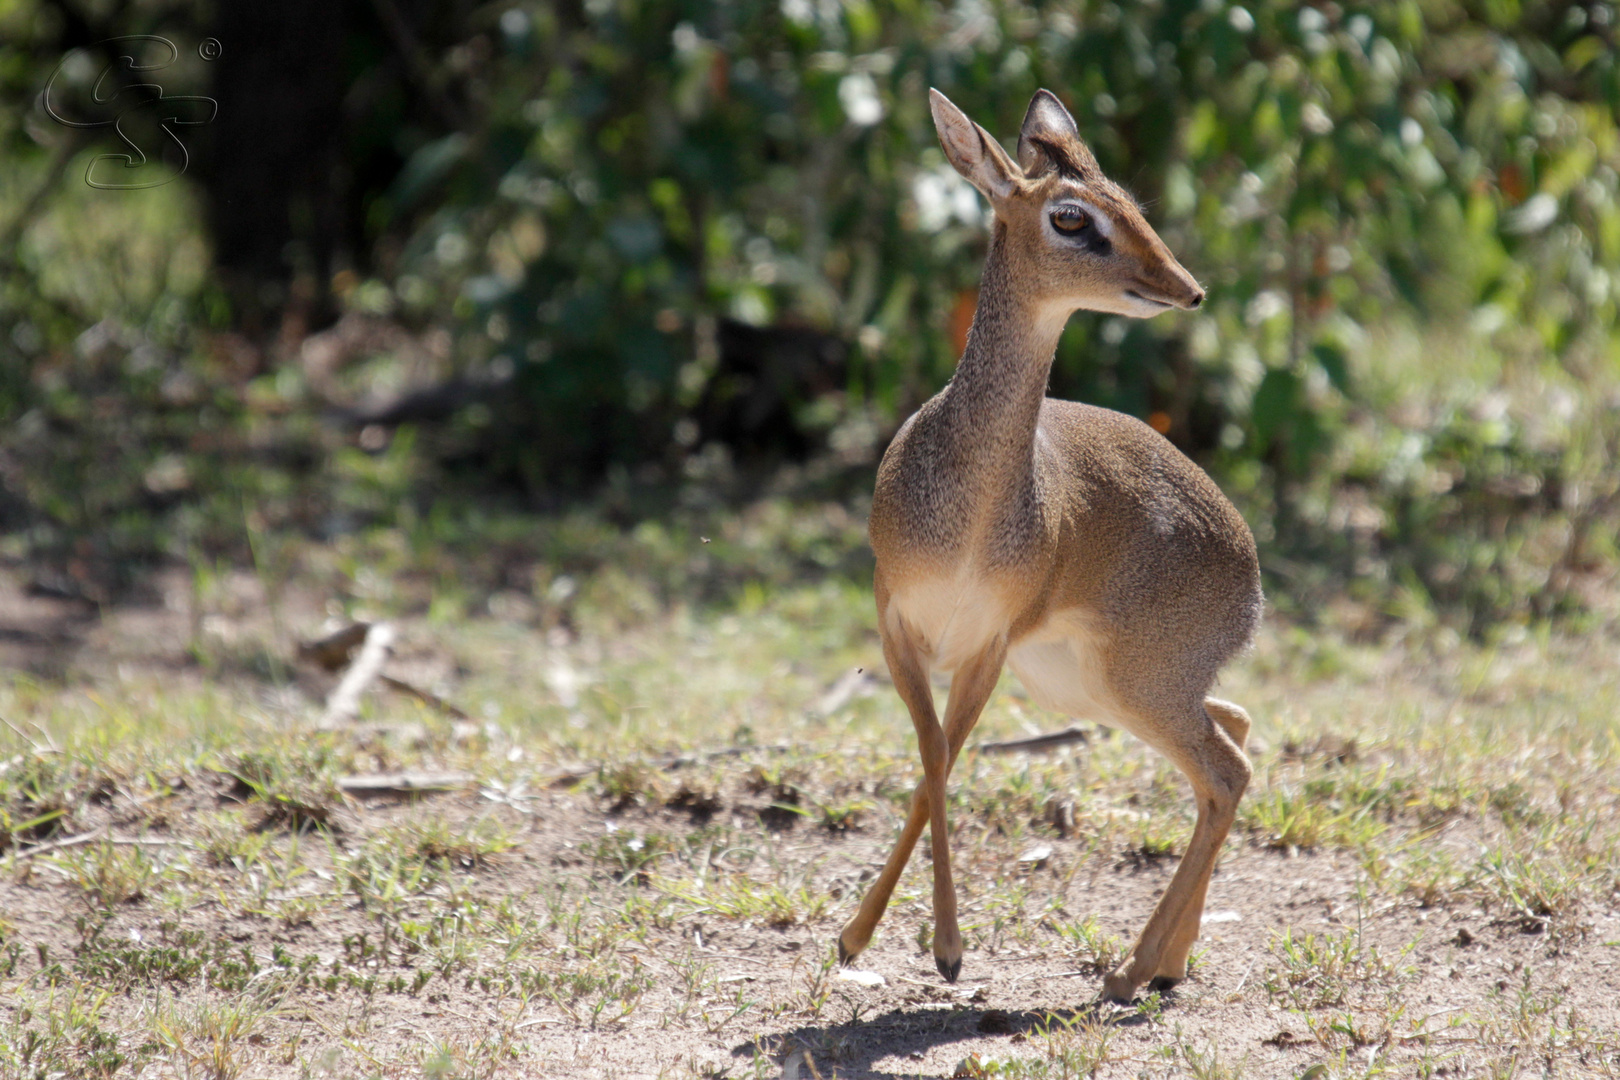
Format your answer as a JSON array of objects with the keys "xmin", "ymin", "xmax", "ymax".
[{"xmin": 938, "ymin": 224, "xmax": 1069, "ymax": 485}]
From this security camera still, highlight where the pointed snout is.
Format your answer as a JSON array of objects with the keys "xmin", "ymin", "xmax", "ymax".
[
  {"xmin": 1155, "ymin": 244, "xmax": 1206, "ymax": 311},
  {"xmin": 1132, "ymin": 245, "xmax": 1206, "ymax": 314}
]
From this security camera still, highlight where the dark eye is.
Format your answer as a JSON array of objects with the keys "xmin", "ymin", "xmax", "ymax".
[{"xmin": 1051, "ymin": 205, "xmax": 1089, "ymax": 234}]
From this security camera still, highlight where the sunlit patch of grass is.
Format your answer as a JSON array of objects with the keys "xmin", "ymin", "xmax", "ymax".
[
  {"xmin": 419, "ymin": 1029, "xmax": 522, "ymax": 1080},
  {"xmin": 0, "ymin": 805, "xmax": 68, "ymax": 853},
  {"xmin": 587, "ymin": 828, "xmax": 687, "ymax": 885},
  {"xmin": 335, "ymin": 820, "xmax": 510, "ymax": 913},
  {"xmin": 147, "ymin": 988, "xmax": 281, "ymax": 1080},
  {"xmin": 595, "ymin": 761, "xmax": 668, "ymax": 811},
  {"xmin": 1239, "ymin": 784, "xmax": 1387, "ymax": 852},
  {"xmin": 952, "ymin": 1011, "xmax": 1126, "ymax": 1078},
  {"xmin": 0, "ymin": 750, "xmax": 78, "ymax": 848},
  {"xmin": 1049, "ymin": 914, "xmax": 1125, "ymax": 974},
  {"xmin": 974, "ymin": 874, "xmax": 1048, "ymax": 953},
  {"xmin": 1122, "ymin": 811, "xmax": 1188, "ymax": 866},
  {"xmin": 971, "ymin": 763, "xmax": 1070, "ymax": 834},
  {"xmin": 1262, "ymin": 923, "xmax": 1415, "ymax": 1011},
  {"xmin": 0, "ymin": 986, "xmax": 138, "ymax": 1079},
  {"xmin": 47, "ymin": 842, "xmax": 169, "ymax": 908},
  {"xmin": 1476, "ymin": 847, "xmax": 1585, "ymax": 935},
  {"xmin": 3, "ymin": 498, "xmax": 1620, "ymax": 1076},
  {"xmin": 1485, "ymin": 780, "xmax": 1548, "ymax": 828},
  {"xmin": 659, "ymin": 871, "xmax": 830, "ymax": 929},
  {"xmin": 226, "ymin": 744, "xmax": 345, "ymax": 834},
  {"xmin": 1178, "ymin": 1038, "xmax": 1248, "ymax": 1080},
  {"xmin": 378, "ymin": 813, "xmax": 517, "ymax": 870},
  {"xmin": 815, "ymin": 797, "xmax": 869, "ymax": 833},
  {"xmin": 1375, "ymin": 843, "xmax": 1471, "ymax": 909},
  {"xmin": 1466, "ymin": 971, "xmax": 1608, "ymax": 1072},
  {"xmin": 193, "ymin": 812, "xmax": 269, "ymax": 871},
  {"xmin": 69, "ymin": 921, "xmax": 282, "ymax": 997}
]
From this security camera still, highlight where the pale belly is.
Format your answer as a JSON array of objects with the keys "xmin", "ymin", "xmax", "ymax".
[
  {"xmin": 1005, "ymin": 608, "xmax": 1121, "ymax": 723},
  {"xmin": 885, "ymin": 570, "xmax": 1013, "ymax": 675},
  {"xmin": 886, "ymin": 575, "xmax": 1122, "ymax": 724}
]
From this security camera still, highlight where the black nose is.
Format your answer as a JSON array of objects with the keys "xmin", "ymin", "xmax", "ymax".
[{"xmin": 1186, "ymin": 289, "xmax": 1205, "ymax": 309}]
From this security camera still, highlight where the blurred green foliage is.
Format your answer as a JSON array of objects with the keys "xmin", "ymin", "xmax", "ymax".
[
  {"xmin": 404, "ymin": 0, "xmax": 1620, "ymax": 473},
  {"xmin": 1, "ymin": 0, "xmax": 1618, "ymax": 632}
]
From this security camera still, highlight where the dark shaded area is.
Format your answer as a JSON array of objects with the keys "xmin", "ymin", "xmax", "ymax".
[
  {"xmin": 734, "ymin": 1000, "xmax": 1158, "ymax": 1079},
  {"xmin": 698, "ymin": 321, "xmax": 850, "ymax": 459},
  {"xmin": 201, "ymin": 0, "xmax": 353, "ymax": 337},
  {"xmin": 200, "ymin": 0, "xmax": 469, "ymax": 339}
]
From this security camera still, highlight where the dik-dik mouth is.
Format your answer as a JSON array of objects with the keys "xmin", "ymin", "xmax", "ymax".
[
  {"xmin": 1126, "ymin": 285, "xmax": 1204, "ymax": 311},
  {"xmin": 1124, "ymin": 288, "xmax": 1172, "ymax": 310}
]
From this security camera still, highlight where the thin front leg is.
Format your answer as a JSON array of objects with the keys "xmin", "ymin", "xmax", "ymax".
[
  {"xmin": 836, "ymin": 631, "xmax": 1005, "ymax": 980},
  {"xmin": 838, "ymin": 616, "xmax": 939, "ymax": 966},
  {"xmin": 926, "ymin": 636, "xmax": 1006, "ymax": 981},
  {"xmin": 838, "ymin": 781, "xmax": 929, "ymax": 964}
]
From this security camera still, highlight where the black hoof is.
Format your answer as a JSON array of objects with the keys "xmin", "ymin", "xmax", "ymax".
[
  {"xmin": 936, "ymin": 955, "xmax": 962, "ymax": 983},
  {"xmin": 1146, "ymin": 976, "xmax": 1181, "ymax": 994}
]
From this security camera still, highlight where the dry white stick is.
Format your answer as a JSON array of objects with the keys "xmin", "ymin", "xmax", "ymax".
[
  {"xmin": 807, "ymin": 667, "xmax": 873, "ymax": 718},
  {"xmin": 9, "ymin": 827, "xmax": 105, "ymax": 858},
  {"xmin": 10, "ymin": 829, "xmax": 197, "ymax": 860},
  {"xmin": 337, "ymin": 771, "xmax": 471, "ymax": 795},
  {"xmin": 322, "ymin": 622, "xmax": 396, "ymax": 726}
]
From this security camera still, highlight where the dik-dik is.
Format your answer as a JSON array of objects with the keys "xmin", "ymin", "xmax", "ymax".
[{"xmin": 836, "ymin": 89, "xmax": 1261, "ymax": 1002}]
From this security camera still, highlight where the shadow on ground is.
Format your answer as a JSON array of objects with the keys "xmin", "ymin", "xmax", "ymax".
[
  {"xmin": 0, "ymin": 579, "xmax": 97, "ymax": 679},
  {"xmin": 734, "ymin": 998, "xmax": 1157, "ymax": 1078}
]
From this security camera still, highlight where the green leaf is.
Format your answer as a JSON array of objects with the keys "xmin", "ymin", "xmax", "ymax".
[
  {"xmin": 390, "ymin": 134, "xmax": 471, "ymax": 211},
  {"xmin": 1251, "ymin": 367, "xmax": 1302, "ymax": 446},
  {"xmin": 1311, "ymin": 343, "xmax": 1352, "ymax": 394}
]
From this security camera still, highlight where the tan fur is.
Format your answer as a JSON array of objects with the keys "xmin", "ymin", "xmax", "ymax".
[{"xmin": 835, "ymin": 89, "xmax": 1261, "ymax": 1002}]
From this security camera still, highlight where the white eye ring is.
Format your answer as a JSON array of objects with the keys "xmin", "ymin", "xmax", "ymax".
[{"xmin": 1051, "ymin": 206, "xmax": 1089, "ymax": 234}]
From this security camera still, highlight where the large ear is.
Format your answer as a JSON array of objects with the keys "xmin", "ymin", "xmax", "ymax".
[
  {"xmin": 929, "ymin": 88, "xmax": 1020, "ymax": 201},
  {"xmin": 1017, "ymin": 89, "xmax": 1097, "ymax": 178}
]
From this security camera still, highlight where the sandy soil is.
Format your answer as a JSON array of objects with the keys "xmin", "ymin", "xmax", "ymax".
[{"xmin": 2, "ymin": 567, "xmax": 1616, "ymax": 1078}]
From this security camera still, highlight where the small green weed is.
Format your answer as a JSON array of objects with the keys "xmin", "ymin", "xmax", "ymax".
[{"xmin": 1049, "ymin": 915, "xmax": 1125, "ymax": 974}]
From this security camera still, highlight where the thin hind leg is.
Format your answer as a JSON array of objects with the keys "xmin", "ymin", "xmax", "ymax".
[
  {"xmin": 1103, "ymin": 698, "xmax": 1251, "ymax": 1001},
  {"xmin": 1205, "ymin": 696, "xmax": 1251, "ymax": 752},
  {"xmin": 1145, "ymin": 698, "xmax": 1253, "ymax": 985}
]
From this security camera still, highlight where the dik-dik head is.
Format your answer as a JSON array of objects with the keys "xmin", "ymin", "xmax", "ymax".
[{"xmin": 930, "ymin": 88, "xmax": 1204, "ymax": 319}]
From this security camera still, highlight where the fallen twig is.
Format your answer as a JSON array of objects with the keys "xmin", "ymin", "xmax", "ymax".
[
  {"xmin": 337, "ymin": 771, "xmax": 472, "ymax": 795},
  {"xmin": 1229, "ymin": 956, "xmax": 1258, "ymax": 998},
  {"xmin": 321, "ymin": 622, "xmax": 396, "ymax": 725},
  {"xmin": 7, "ymin": 828, "xmax": 104, "ymax": 858},
  {"xmin": 379, "ymin": 674, "xmax": 470, "ymax": 720},
  {"xmin": 1, "ymin": 716, "xmax": 62, "ymax": 755},
  {"xmin": 10, "ymin": 829, "xmax": 197, "ymax": 859},
  {"xmin": 977, "ymin": 724, "xmax": 1091, "ymax": 754},
  {"xmin": 807, "ymin": 667, "xmax": 876, "ymax": 718},
  {"xmin": 302, "ymin": 622, "xmax": 470, "ymax": 721},
  {"xmin": 542, "ymin": 744, "xmax": 796, "ymax": 787},
  {"xmin": 297, "ymin": 622, "xmax": 372, "ymax": 672}
]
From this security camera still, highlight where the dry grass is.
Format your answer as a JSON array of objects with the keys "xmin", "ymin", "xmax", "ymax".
[{"xmin": 1, "ymin": 538, "xmax": 1618, "ymax": 1077}]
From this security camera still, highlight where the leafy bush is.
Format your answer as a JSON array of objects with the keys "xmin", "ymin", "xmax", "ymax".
[
  {"xmin": 0, "ymin": 0, "xmax": 1617, "ymax": 628},
  {"xmin": 364, "ymin": 1, "xmax": 1620, "ymax": 478}
]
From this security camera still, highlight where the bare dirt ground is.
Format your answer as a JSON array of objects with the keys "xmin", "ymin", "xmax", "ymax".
[{"xmin": 2, "ymin": 564, "xmax": 1618, "ymax": 1078}]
